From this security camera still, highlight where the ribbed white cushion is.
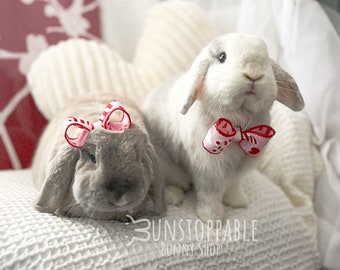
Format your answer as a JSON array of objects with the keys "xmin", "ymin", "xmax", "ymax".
[
  {"xmin": 0, "ymin": 103, "xmax": 322, "ymax": 269},
  {"xmin": 258, "ymin": 102, "xmax": 323, "ymax": 239},
  {"xmin": 0, "ymin": 168, "xmax": 320, "ymax": 269},
  {"xmin": 28, "ymin": 1, "xmax": 215, "ymax": 120}
]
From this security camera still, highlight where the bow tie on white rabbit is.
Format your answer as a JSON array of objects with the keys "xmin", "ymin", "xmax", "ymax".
[{"xmin": 143, "ymin": 33, "xmax": 304, "ymax": 223}]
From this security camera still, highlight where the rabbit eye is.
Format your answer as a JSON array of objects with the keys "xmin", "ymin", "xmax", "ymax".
[
  {"xmin": 89, "ymin": 154, "xmax": 96, "ymax": 163},
  {"xmin": 88, "ymin": 153, "xmax": 96, "ymax": 163},
  {"xmin": 218, "ymin": 52, "xmax": 226, "ymax": 63},
  {"xmin": 81, "ymin": 150, "xmax": 97, "ymax": 163}
]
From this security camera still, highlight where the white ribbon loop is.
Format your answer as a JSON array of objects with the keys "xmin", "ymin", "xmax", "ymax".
[
  {"xmin": 63, "ymin": 101, "xmax": 131, "ymax": 148},
  {"xmin": 63, "ymin": 117, "xmax": 94, "ymax": 148},
  {"xmin": 100, "ymin": 101, "xmax": 131, "ymax": 132}
]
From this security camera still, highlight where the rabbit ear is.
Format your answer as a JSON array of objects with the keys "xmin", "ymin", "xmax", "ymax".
[
  {"xmin": 149, "ymin": 161, "xmax": 166, "ymax": 215},
  {"xmin": 34, "ymin": 145, "xmax": 79, "ymax": 214},
  {"xmin": 271, "ymin": 61, "xmax": 305, "ymax": 111},
  {"xmin": 181, "ymin": 46, "xmax": 210, "ymax": 114},
  {"xmin": 142, "ymin": 139, "xmax": 166, "ymax": 214}
]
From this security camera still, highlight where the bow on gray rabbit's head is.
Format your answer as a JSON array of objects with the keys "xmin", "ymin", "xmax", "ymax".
[{"xmin": 32, "ymin": 94, "xmax": 165, "ymax": 220}]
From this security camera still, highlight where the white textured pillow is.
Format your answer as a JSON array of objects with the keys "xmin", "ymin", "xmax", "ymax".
[
  {"xmin": 28, "ymin": 1, "xmax": 216, "ymax": 120},
  {"xmin": 259, "ymin": 102, "xmax": 323, "ymax": 238},
  {"xmin": 0, "ymin": 167, "xmax": 320, "ymax": 269}
]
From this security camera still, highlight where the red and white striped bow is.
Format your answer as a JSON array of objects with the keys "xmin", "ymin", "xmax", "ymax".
[
  {"xmin": 202, "ymin": 118, "xmax": 275, "ymax": 157},
  {"xmin": 63, "ymin": 100, "xmax": 131, "ymax": 148}
]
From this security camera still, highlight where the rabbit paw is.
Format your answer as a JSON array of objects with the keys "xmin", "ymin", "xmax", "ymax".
[
  {"xmin": 223, "ymin": 188, "xmax": 248, "ymax": 208},
  {"xmin": 165, "ymin": 185, "xmax": 184, "ymax": 205},
  {"xmin": 197, "ymin": 202, "xmax": 225, "ymax": 224}
]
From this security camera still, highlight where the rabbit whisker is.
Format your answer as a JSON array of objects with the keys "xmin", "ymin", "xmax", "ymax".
[
  {"xmin": 90, "ymin": 208, "xmax": 97, "ymax": 219},
  {"xmin": 61, "ymin": 201, "xmax": 87, "ymax": 218}
]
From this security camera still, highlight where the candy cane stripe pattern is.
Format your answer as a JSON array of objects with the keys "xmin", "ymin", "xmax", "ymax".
[
  {"xmin": 99, "ymin": 101, "xmax": 131, "ymax": 131},
  {"xmin": 63, "ymin": 101, "xmax": 131, "ymax": 148},
  {"xmin": 63, "ymin": 117, "xmax": 94, "ymax": 148},
  {"xmin": 202, "ymin": 118, "xmax": 275, "ymax": 157}
]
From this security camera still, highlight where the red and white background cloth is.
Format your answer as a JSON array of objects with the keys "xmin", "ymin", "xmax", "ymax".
[{"xmin": 0, "ymin": 0, "xmax": 100, "ymax": 169}]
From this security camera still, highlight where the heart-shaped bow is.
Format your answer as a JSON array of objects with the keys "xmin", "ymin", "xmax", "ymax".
[
  {"xmin": 202, "ymin": 118, "xmax": 275, "ymax": 157},
  {"xmin": 63, "ymin": 100, "xmax": 131, "ymax": 148}
]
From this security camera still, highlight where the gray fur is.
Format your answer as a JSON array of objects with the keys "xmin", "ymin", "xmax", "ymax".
[{"xmin": 32, "ymin": 93, "xmax": 165, "ymax": 220}]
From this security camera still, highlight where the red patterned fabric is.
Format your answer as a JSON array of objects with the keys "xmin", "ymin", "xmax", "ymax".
[{"xmin": 0, "ymin": 0, "xmax": 101, "ymax": 169}]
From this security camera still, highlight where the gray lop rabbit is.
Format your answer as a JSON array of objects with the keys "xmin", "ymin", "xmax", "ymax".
[
  {"xmin": 32, "ymin": 93, "xmax": 165, "ymax": 220},
  {"xmin": 143, "ymin": 33, "xmax": 304, "ymax": 222}
]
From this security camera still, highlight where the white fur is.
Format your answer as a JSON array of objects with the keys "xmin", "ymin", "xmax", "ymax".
[{"xmin": 143, "ymin": 33, "xmax": 304, "ymax": 222}]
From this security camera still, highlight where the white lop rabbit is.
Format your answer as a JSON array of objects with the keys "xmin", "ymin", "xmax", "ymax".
[
  {"xmin": 143, "ymin": 33, "xmax": 304, "ymax": 222},
  {"xmin": 32, "ymin": 93, "xmax": 165, "ymax": 220}
]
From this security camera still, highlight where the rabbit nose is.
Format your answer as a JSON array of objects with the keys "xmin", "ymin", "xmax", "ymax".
[
  {"xmin": 243, "ymin": 72, "xmax": 264, "ymax": 82},
  {"xmin": 104, "ymin": 180, "xmax": 133, "ymax": 196}
]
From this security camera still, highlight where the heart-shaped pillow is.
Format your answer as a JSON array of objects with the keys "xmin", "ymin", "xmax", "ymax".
[{"xmin": 28, "ymin": 1, "xmax": 216, "ymax": 120}]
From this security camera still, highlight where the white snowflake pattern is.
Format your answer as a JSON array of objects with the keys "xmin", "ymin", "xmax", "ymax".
[
  {"xmin": 0, "ymin": 34, "xmax": 48, "ymax": 75},
  {"xmin": 21, "ymin": 0, "xmax": 100, "ymax": 40}
]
